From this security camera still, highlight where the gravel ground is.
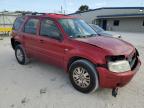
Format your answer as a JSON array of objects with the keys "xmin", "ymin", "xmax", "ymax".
[{"xmin": 0, "ymin": 32, "xmax": 144, "ymax": 108}]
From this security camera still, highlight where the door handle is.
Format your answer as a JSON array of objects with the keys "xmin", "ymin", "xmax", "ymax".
[
  {"xmin": 64, "ymin": 49, "xmax": 69, "ymax": 51},
  {"xmin": 40, "ymin": 40, "xmax": 44, "ymax": 43}
]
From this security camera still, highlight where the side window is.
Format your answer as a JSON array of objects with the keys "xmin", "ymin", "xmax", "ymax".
[
  {"xmin": 13, "ymin": 17, "xmax": 24, "ymax": 31},
  {"xmin": 40, "ymin": 19, "xmax": 61, "ymax": 39},
  {"xmin": 24, "ymin": 19, "xmax": 39, "ymax": 34},
  {"xmin": 113, "ymin": 20, "xmax": 120, "ymax": 26},
  {"xmin": 143, "ymin": 20, "xmax": 144, "ymax": 26}
]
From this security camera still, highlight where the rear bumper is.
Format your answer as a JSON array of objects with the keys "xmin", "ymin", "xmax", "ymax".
[{"xmin": 97, "ymin": 59, "xmax": 141, "ymax": 88}]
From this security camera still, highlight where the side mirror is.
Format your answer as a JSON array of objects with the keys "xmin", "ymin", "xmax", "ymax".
[
  {"xmin": 51, "ymin": 31, "xmax": 63, "ymax": 41},
  {"xmin": 118, "ymin": 35, "xmax": 122, "ymax": 39},
  {"xmin": 52, "ymin": 31, "xmax": 60, "ymax": 37}
]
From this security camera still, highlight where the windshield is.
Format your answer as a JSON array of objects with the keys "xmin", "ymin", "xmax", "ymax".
[
  {"xmin": 58, "ymin": 19, "xmax": 97, "ymax": 38},
  {"xmin": 90, "ymin": 24, "xmax": 104, "ymax": 33}
]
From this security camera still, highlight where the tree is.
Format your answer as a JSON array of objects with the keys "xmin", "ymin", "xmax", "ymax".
[{"xmin": 77, "ymin": 5, "xmax": 89, "ymax": 13}]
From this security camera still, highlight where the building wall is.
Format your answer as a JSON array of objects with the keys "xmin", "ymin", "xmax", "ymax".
[
  {"xmin": 107, "ymin": 18, "xmax": 144, "ymax": 32},
  {"xmin": 71, "ymin": 8, "xmax": 144, "ymax": 32},
  {"xmin": 72, "ymin": 8, "xmax": 143, "ymax": 24}
]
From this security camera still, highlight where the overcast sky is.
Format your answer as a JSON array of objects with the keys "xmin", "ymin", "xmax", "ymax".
[{"xmin": 0, "ymin": 0, "xmax": 144, "ymax": 13}]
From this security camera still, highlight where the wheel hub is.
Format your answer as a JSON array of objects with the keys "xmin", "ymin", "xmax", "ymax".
[
  {"xmin": 73, "ymin": 67, "xmax": 90, "ymax": 88},
  {"xmin": 16, "ymin": 49, "xmax": 23, "ymax": 62}
]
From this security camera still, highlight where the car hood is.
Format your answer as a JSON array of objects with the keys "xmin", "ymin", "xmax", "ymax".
[{"xmin": 75, "ymin": 36, "xmax": 134, "ymax": 55}]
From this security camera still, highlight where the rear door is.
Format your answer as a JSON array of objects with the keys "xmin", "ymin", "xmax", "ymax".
[
  {"xmin": 11, "ymin": 17, "xmax": 25, "ymax": 49},
  {"xmin": 21, "ymin": 18, "xmax": 40, "ymax": 57},
  {"xmin": 36, "ymin": 18, "xmax": 65, "ymax": 68}
]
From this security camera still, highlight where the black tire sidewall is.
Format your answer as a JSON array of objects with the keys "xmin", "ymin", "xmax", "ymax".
[
  {"xmin": 15, "ymin": 45, "xmax": 26, "ymax": 65},
  {"xmin": 69, "ymin": 60, "xmax": 98, "ymax": 93}
]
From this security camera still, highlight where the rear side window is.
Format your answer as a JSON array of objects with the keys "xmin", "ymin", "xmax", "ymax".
[
  {"xmin": 24, "ymin": 18, "xmax": 39, "ymax": 34},
  {"xmin": 13, "ymin": 17, "xmax": 24, "ymax": 31}
]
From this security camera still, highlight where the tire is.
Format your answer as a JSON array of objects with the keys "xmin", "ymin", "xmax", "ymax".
[
  {"xmin": 15, "ymin": 45, "xmax": 30, "ymax": 65},
  {"xmin": 69, "ymin": 59, "xmax": 99, "ymax": 93}
]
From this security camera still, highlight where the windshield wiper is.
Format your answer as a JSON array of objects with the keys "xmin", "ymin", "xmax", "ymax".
[
  {"xmin": 71, "ymin": 34, "xmax": 97, "ymax": 38},
  {"xmin": 73, "ymin": 35, "xmax": 87, "ymax": 38},
  {"xmin": 86, "ymin": 34, "xmax": 98, "ymax": 37}
]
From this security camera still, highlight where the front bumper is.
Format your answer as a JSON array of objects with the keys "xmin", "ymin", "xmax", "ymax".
[{"xmin": 97, "ymin": 58, "xmax": 141, "ymax": 88}]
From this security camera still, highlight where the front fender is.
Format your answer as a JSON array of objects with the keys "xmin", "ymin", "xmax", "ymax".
[{"xmin": 64, "ymin": 48, "xmax": 107, "ymax": 72}]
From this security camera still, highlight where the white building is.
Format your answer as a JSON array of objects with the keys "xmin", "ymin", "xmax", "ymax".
[
  {"xmin": 0, "ymin": 12, "xmax": 19, "ymax": 28},
  {"xmin": 70, "ymin": 7, "xmax": 144, "ymax": 32}
]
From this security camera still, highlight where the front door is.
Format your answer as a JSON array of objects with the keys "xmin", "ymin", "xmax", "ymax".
[{"xmin": 36, "ymin": 18, "xmax": 65, "ymax": 68}]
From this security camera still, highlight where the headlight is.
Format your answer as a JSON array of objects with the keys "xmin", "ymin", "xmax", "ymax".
[{"xmin": 108, "ymin": 60, "xmax": 131, "ymax": 73}]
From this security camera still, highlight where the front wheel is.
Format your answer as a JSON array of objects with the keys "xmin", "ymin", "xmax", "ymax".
[{"xmin": 69, "ymin": 59, "xmax": 99, "ymax": 93}]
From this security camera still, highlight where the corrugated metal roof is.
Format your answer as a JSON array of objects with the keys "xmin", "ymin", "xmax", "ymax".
[
  {"xmin": 97, "ymin": 14, "xmax": 144, "ymax": 19},
  {"xmin": 69, "ymin": 7, "xmax": 144, "ymax": 15}
]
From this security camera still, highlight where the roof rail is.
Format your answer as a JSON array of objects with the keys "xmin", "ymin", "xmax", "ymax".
[
  {"xmin": 48, "ymin": 13, "xmax": 66, "ymax": 15},
  {"xmin": 20, "ymin": 12, "xmax": 46, "ymax": 16},
  {"xmin": 32, "ymin": 12, "xmax": 46, "ymax": 15},
  {"xmin": 48, "ymin": 13, "xmax": 63, "ymax": 14}
]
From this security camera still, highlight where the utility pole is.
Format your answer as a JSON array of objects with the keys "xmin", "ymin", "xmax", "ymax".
[
  {"xmin": 61, "ymin": 6, "xmax": 63, "ymax": 13},
  {"xmin": 2, "ymin": 11, "xmax": 5, "ymax": 29},
  {"xmin": 139, "ymin": 0, "xmax": 144, "ymax": 12},
  {"xmin": 64, "ymin": 0, "xmax": 67, "ymax": 14}
]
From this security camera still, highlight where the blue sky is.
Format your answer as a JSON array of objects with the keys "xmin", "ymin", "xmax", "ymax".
[{"xmin": 0, "ymin": 0, "xmax": 144, "ymax": 13}]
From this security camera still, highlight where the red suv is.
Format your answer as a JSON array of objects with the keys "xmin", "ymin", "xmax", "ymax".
[{"xmin": 11, "ymin": 13, "xmax": 141, "ymax": 96}]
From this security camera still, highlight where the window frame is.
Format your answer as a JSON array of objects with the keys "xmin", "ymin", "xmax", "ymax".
[
  {"xmin": 23, "ymin": 18, "xmax": 40, "ymax": 35},
  {"xmin": 113, "ymin": 20, "xmax": 120, "ymax": 26},
  {"xmin": 39, "ymin": 18, "xmax": 63, "ymax": 41}
]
